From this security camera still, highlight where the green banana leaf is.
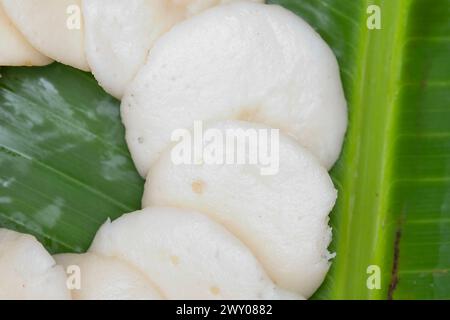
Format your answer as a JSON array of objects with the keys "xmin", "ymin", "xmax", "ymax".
[{"xmin": 0, "ymin": 0, "xmax": 449, "ymax": 300}]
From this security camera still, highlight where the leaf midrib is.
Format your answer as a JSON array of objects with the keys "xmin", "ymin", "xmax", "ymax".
[{"xmin": 332, "ymin": 0, "xmax": 412, "ymax": 299}]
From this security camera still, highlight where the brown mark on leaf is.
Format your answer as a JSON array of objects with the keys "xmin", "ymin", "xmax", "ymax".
[{"xmin": 387, "ymin": 222, "xmax": 403, "ymax": 300}]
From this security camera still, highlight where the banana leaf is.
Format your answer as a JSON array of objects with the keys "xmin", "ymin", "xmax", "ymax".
[{"xmin": 1, "ymin": 0, "xmax": 449, "ymax": 300}]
